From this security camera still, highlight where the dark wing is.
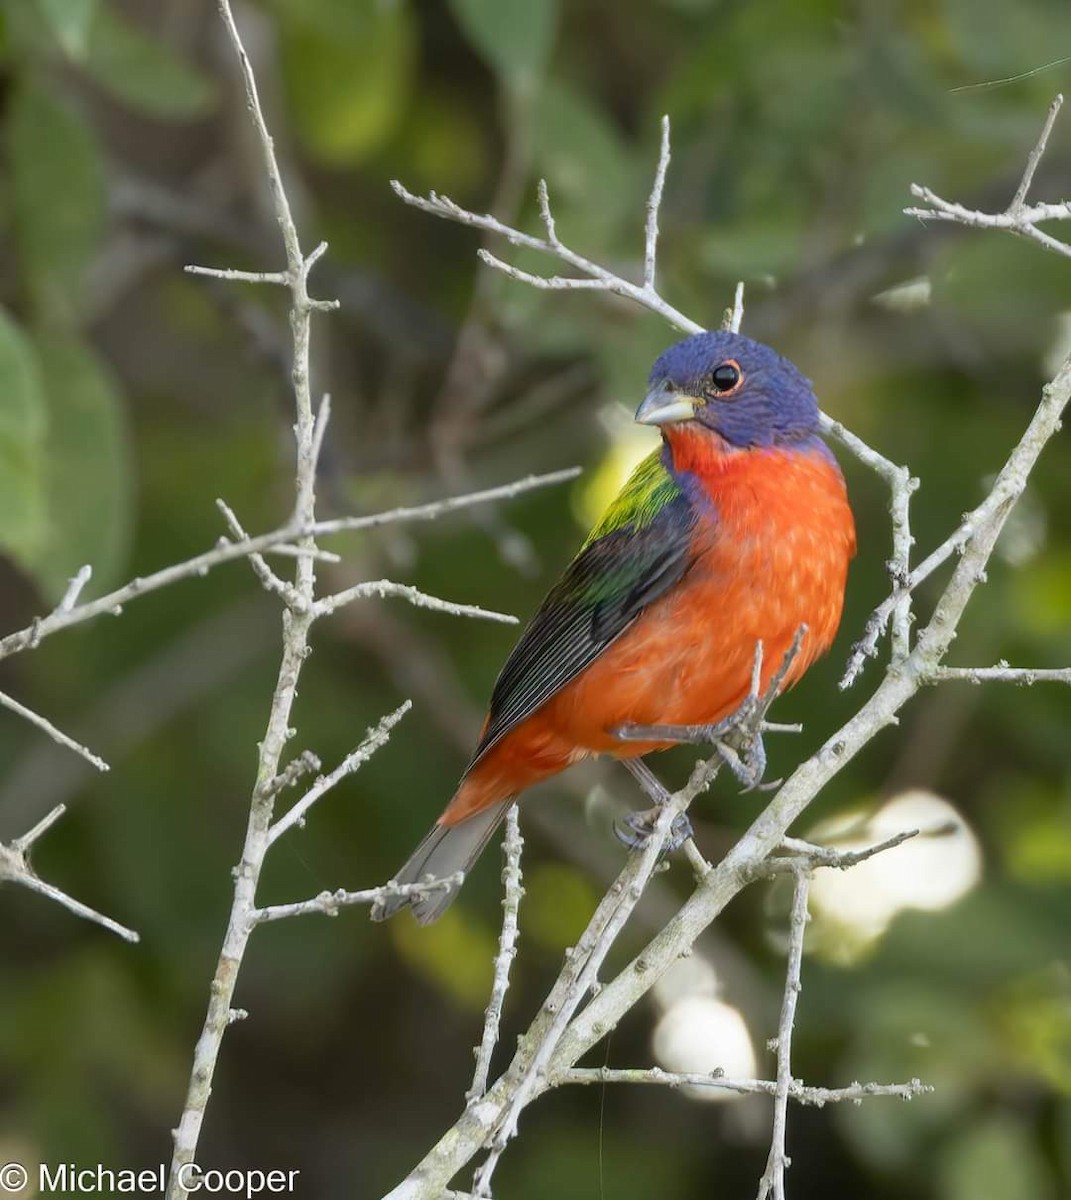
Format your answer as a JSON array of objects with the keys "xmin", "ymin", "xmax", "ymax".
[{"xmin": 468, "ymin": 489, "xmax": 698, "ymax": 767}]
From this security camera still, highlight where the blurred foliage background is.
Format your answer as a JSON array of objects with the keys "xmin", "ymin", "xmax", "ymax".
[{"xmin": 1, "ymin": 0, "xmax": 1070, "ymax": 1197}]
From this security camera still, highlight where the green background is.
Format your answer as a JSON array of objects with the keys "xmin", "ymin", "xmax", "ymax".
[{"xmin": 1, "ymin": 1, "xmax": 1069, "ymax": 1197}]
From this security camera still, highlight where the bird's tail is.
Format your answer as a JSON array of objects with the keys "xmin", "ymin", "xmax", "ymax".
[{"xmin": 370, "ymin": 799, "xmax": 514, "ymax": 925}]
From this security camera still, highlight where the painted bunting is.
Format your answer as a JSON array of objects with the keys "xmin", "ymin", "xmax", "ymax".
[{"xmin": 372, "ymin": 330, "xmax": 856, "ymax": 924}]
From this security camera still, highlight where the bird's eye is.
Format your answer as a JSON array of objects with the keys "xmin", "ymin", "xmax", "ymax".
[{"xmin": 709, "ymin": 361, "xmax": 742, "ymax": 394}]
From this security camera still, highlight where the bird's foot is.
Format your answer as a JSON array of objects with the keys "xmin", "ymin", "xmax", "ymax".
[
  {"xmin": 611, "ymin": 626, "xmax": 809, "ymax": 792},
  {"xmin": 615, "ymin": 757, "xmax": 695, "ymax": 854},
  {"xmin": 613, "ymin": 807, "xmax": 694, "ymax": 854},
  {"xmin": 709, "ymin": 733, "xmax": 780, "ymax": 792}
]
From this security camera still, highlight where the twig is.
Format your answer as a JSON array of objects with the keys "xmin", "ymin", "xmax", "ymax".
[
  {"xmin": 267, "ymin": 702, "xmax": 412, "ymax": 846},
  {"xmin": 562, "ymin": 1066, "xmax": 930, "ymax": 1106},
  {"xmin": 259, "ymin": 750, "xmax": 322, "ymax": 800},
  {"xmin": 57, "ymin": 565, "xmax": 92, "ymax": 613},
  {"xmin": 0, "ymin": 804, "xmax": 138, "ymax": 942},
  {"xmin": 643, "ymin": 117, "xmax": 671, "ymax": 289},
  {"xmin": 10, "ymin": 802, "xmax": 69, "ymax": 853},
  {"xmin": 391, "ymin": 139, "xmax": 705, "ymax": 337},
  {"xmin": 757, "ymin": 870, "xmax": 810, "ymax": 1200},
  {"xmin": 929, "ymin": 664, "xmax": 1071, "ymax": 685},
  {"xmin": 306, "ymin": 468, "xmax": 580, "ymax": 538},
  {"xmin": 722, "ymin": 281, "xmax": 746, "ymax": 334},
  {"xmin": 468, "ymin": 806, "xmax": 524, "ymax": 1102},
  {"xmin": 0, "ymin": 689, "xmax": 109, "ymax": 772},
  {"xmin": 253, "ymin": 875, "xmax": 462, "ymax": 924},
  {"xmin": 0, "ymin": 468, "xmax": 580, "ymax": 666},
  {"xmin": 906, "ymin": 96, "xmax": 1070, "ymax": 258},
  {"xmin": 1010, "ymin": 94, "xmax": 1065, "ymax": 210},
  {"xmin": 313, "ymin": 581, "xmax": 517, "ymax": 625},
  {"xmin": 775, "ymin": 829, "xmax": 921, "ymax": 871},
  {"xmin": 216, "ymin": 498, "xmax": 302, "ymax": 607},
  {"xmin": 185, "ymin": 264, "xmax": 289, "ymax": 285}
]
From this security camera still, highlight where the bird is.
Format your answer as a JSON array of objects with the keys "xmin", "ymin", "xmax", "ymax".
[{"xmin": 372, "ymin": 329, "xmax": 856, "ymax": 924}]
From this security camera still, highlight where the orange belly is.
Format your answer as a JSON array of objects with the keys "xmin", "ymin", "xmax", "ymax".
[{"xmin": 443, "ymin": 446, "xmax": 855, "ymax": 825}]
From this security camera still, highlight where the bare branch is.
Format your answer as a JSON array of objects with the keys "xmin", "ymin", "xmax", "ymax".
[
  {"xmin": 470, "ymin": 750, "xmax": 726, "ymax": 1197},
  {"xmin": 0, "ymin": 804, "xmax": 138, "ymax": 942},
  {"xmin": 644, "ymin": 116, "xmax": 671, "ymax": 289},
  {"xmin": 57, "ymin": 565, "xmax": 92, "ymax": 614},
  {"xmin": 216, "ymin": 498, "xmax": 302, "ymax": 607},
  {"xmin": 468, "ymin": 806, "xmax": 524, "ymax": 1102},
  {"xmin": 168, "ymin": 0, "xmax": 329, "ymax": 1188},
  {"xmin": 259, "ymin": 750, "xmax": 322, "ymax": 801},
  {"xmin": 776, "ymin": 828, "xmax": 923, "ymax": 870},
  {"xmin": 1010, "ymin": 93, "xmax": 1065, "ymax": 210},
  {"xmin": 265, "ymin": 544, "xmax": 341, "ymax": 564},
  {"xmin": 757, "ymin": 870, "xmax": 810, "ymax": 1200},
  {"xmin": 536, "ymin": 179, "xmax": 558, "ymax": 245},
  {"xmin": 0, "ymin": 468, "xmax": 579, "ymax": 666},
  {"xmin": 253, "ymin": 875, "xmax": 462, "ymax": 925},
  {"xmin": 906, "ymin": 95, "xmax": 1070, "ymax": 257},
  {"xmin": 306, "ymin": 467, "xmax": 581, "ymax": 538},
  {"xmin": 905, "ymin": 185, "xmax": 1071, "ymax": 258},
  {"xmin": 930, "ymin": 664, "xmax": 1071, "ymax": 685},
  {"xmin": 399, "ymin": 113, "xmax": 678, "ymax": 318},
  {"xmin": 721, "ymin": 280, "xmax": 746, "ymax": 334},
  {"xmin": 267, "ymin": 702, "xmax": 412, "ymax": 846},
  {"xmin": 314, "ymin": 580, "xmax": 518, "ymax": 625},
  {"xmin": 10, "ymin": 802, "xmax": 68, "ymax": 853},
  {"xmin": 0, "ymin": 689, "xmax": 109, "ymax": 772},
  {"xmin": 184, "ymin": 263, "xmax": 289, "ymax": 285},
  {"xmin": 562, "ymin": 1066, "xmax": 931, "ymax": 1106}
]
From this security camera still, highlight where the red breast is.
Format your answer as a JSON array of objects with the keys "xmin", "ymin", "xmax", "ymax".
[{"xmin": 443, "ymin": 439, "xmax": 855, "ymax": 825}]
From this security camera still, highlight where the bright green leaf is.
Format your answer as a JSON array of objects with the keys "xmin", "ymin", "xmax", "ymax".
[
  {"xmin": 10, "ymin": 84, "xmax": 105, "ymax": 326},
  {"xmin": 35, "ymin": 0, "xmax": 97, "ymax": 58},
  {"xmin": 0, "ymin": 310, "xmax": 48, "ymax": 568},
  {"xmin": 28, "ymin": 334, "xmax": 133, "ymax": 603},
  {"xmin": 83, "ymin": 4, "xmax": 215, "ymax": 120},
  {"xmin": 281, "ymin": 0, "xmax": 415, "ymax": 166},
  {"xmin": 448, "ymin": 0, "xmax": 558, "ymax": 92}
]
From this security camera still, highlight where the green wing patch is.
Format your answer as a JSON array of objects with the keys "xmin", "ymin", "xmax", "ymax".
[{"xmin": 468, "ymin": 450, "xmax": 698, "ymax": 766}]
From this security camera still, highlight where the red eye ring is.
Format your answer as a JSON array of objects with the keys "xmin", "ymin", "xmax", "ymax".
[{"xmin": 708, "ymin": 359, "xmax": 743, "ymax": 396}]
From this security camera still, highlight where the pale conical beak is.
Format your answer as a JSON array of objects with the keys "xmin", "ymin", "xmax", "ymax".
[{"xmin": 635, "ymin": 386, "xmax": 696, "ymax": 427}]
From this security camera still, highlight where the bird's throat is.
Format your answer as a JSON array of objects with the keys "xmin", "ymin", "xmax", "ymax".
[{"xmin": 661, "ymin": 423, "xmax": 735, "ymax": 478}]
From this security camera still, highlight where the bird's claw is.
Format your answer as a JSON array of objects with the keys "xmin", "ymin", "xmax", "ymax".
[
  {"xmin": 712, "ymin": 734, "xmax": 780, "ymax": 793},
  {"xmin": 614, "ymin": 807, "xmax": 694, "ymax": 854}
]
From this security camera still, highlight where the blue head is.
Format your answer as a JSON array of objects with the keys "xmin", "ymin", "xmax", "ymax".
[{"xmin": 636, "ymin": 330, "xmax": 821, "ymax": 449}]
